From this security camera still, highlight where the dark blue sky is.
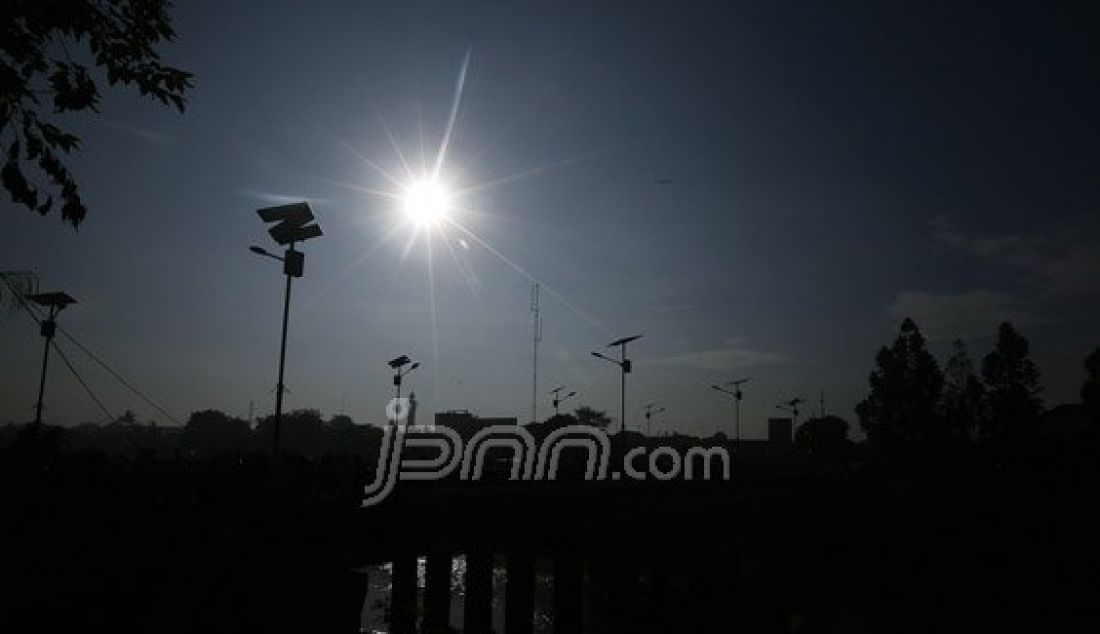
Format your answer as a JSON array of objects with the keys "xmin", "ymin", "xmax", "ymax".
[{"xmin": 3, "ymin": 0, "xmax": 1098, "ymax": 435}]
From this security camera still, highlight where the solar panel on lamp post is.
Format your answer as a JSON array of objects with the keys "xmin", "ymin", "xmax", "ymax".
[
  {"xmin": 252, "ymin": 202, "xmax": 322, "ymax": 455},
  {"xmin": 26, "ymin": 292, "xmax": 76, "ymax": 427}
]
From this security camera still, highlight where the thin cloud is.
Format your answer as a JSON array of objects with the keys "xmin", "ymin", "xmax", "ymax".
[
  {"xmin": 929, "ymin": 213, "xmax": 1100, "ymax": 296},
  {"xmin": 236, "ymin": 189, "xmax": 329, "ymax": 206},
  {"xmin": 102, "ymin": 119, "xmax": 176, "ymax": 145}
]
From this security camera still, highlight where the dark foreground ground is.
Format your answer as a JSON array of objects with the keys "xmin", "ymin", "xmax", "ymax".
[{"xmin": 3, "ymin": 441, "xmax": 1099, "ymax": 633}]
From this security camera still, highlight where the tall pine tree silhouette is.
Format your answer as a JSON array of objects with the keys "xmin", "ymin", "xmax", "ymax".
[
  {"xmin": 857, "ymin": 318, "xmax": 945, "ymax": 451},
  {"xmin": 981, "ymin": 323, "xmax": 1042, "ymax": 443},
  {"xmin": 943, "ymin": 339, "xmax": 987, "ymax": 441}
]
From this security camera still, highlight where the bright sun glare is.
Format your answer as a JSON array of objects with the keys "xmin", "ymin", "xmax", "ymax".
[{"xmin": 402, "ymin": 179, "xmax": 450, "ymax": 227}]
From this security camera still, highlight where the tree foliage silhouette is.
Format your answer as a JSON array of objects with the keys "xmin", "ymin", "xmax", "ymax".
[
  {"xmin": 856, "ymin": 318, "xmax": 945, "ymax": 450},
  {"xmin": 573, "ymin": 406, "xmax": 612, "ymax": 429},
  {"xmin": 256, "ymin": 408, "xmax": 325, "ymax": 453},
  {"xmin": 981, "ymin": 323, "xmax": 1042, "ymax": 442},
  {"xmin": 1084, "ymin": 348, "xmax": 1100, "ymax": 423},
  {"xmin": 1, "ymin": 0, "xmax": 192, "ymax": 227},
  {"xmin": 794, "ymin": 414, "xmax": 850, "ymax": 456},
  {"xmin": 943, "ymin": 339, "xmax": 986, "ymax": 441},
  {"xmin": 183, "ymin": 409, "xmax": 250, "ymax": 456}
]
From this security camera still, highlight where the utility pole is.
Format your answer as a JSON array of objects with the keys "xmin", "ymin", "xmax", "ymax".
[{"xmin": 26, "ymin": 292, "xmax": 76, "ymax": 426}]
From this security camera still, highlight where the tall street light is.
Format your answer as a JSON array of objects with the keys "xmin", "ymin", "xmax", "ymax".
[
  {"xmin": 252, "ymin": 201, "xmax": 322, "ymax": 454},
  {"xmin": 643, "ymin": 403, "xmax": 665, "ymax": 436},
  {"xmin": 591, "ymin": 334, "xmax": 642, "ymax": 435},
  {"xmin": 777, "ymin": 397, "xmax": 805, "ymax": 437},
  {"xmin": 26, "ymin": 292, "xmax": 76, "ymax": 426},
  {"xmin": 725, "ymin": 377, "xmax": 751, "ymax": 444},
  {"xmin": 711, "ymin": 385, "xmax": 739, "ymax": 445},
  {"xmin": 549, "ymin": 386, "xmax": 577, "ymax": 417},
  {"xmin": 388, "ymin": 355, "xmax": 420, "ymax": 423}
]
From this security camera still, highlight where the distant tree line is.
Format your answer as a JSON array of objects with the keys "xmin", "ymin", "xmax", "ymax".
[
  {"xmin": 0, "ymin": 405, "xmax": 626, "ymax": 463},
  {"xmin": 855, "ymin": 318, "xmax": 1098, "ymax": 457},
  {"xmin": 0, "ymin": 408, "xmax": 385, "ymax": 461}
]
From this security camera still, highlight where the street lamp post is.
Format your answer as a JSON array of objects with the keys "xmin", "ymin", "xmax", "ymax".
[
  {"xmin": 643, "ymin": 403, "xmax": 665, "ymax": 436},
  {"xmin": 591, "ymin": 334, "xmax": 642, "ymax": 435},
  {"xmin": 252, "ymin": 202, "xmax": 322, "ymax": 454},
  {"xmin": 777, "ymin": 397, "xmax": 805, "ymax": 438},
  {"xmin": 726, "ymin": 378, "xmax": 751, "ymax": 445},
  {"xmin": 26, "ymin": 292, "xmax": 76, "ymax": 426},
  {"xmin": 549, "ymin": 386, "xmax": 577, "ymax": 417},
  {"xmin": 711, "ymin": 385, "xmax": 739, "ymax": 445},
  {"xmin": 388, "ymin": 355, "xmax": 420, "ymax": 423}
]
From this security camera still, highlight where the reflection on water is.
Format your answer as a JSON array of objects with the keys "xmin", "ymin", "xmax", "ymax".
[
  {"xmin": 358, "ymin": 554, "xmax": 556, "ymax": 633},
  {"xmin": 358, "ymin": 561, "xmax": 392, "ymax": 634}
]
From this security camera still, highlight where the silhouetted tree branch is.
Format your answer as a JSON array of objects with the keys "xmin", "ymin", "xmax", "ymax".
[{"xmin": 1, "ymin": 0, "xmax": 193, "ymax": 227}]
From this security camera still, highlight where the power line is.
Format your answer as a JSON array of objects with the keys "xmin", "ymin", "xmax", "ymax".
[
  {"xmin": 1, "ymin": 274, "xmax": 44, "ymax": 330},
  {"xmin": 55, "ymin": 325, "xmax": 181, "ymax": 425},
  {"xmin": 49, "ymin": 339, "xmax": 116, "ymax": 425},
  {"xmin": 50, "ymin": 339, "xmax": 144, "ymax": 449},
  {"xmin": 2, "ymin": 272, "xmax": 181, "ymax": 426}
]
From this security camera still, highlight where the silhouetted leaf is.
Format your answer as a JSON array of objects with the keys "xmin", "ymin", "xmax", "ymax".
[{"xmin": 2, "ymin": 161, "xmax": 38, "ymax": 208}]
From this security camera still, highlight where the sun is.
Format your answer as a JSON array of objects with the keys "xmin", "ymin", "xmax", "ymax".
[{"xmin": 402, "ymin": 178, "xmax": 451, "ymax": 227}]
